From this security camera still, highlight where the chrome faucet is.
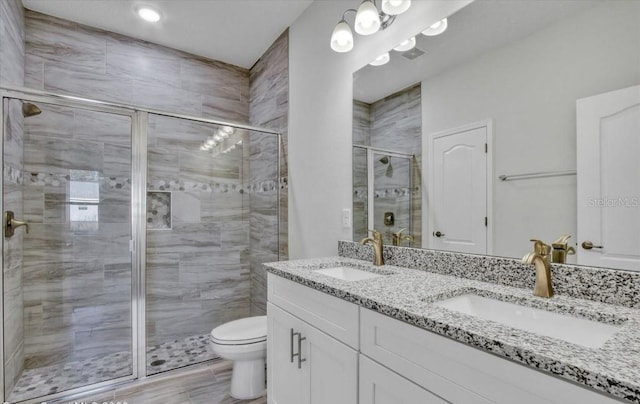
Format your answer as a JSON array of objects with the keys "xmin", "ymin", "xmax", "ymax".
[
  {"xmin": 360, "ymin": 229, "xmax": 384, "ymax": 266},
  {"xmin": 392, "ymin": 228, "xmax": 414, "ymax": 246},
  {"xmin": 522, "ymin": 239, "xmax": 553, "ymax": 298},
  {"xmin": 551, "ymin": 234, "xmax": 576, "ymax": 264}
]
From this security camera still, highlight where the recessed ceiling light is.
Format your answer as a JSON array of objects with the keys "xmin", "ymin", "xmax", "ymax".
[{"xmin": 136, "ymin": 7, "xmax": 161, "ymax": 23}]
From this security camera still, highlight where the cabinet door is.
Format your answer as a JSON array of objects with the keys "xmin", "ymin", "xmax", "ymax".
[
  {"xmin": 360, "ymin": 355, "xmax": 448, "ymax": 404},
  {"xmin": 268, "ymin": 303, "xmax": 309, "ymax": 404},
  {"xmin": 305, "ymin": 316, "xmax": 358, "ymax": 404},
  {"xmin": 268, "ymin": 302, "xmax": 358, "ymax": 404}
]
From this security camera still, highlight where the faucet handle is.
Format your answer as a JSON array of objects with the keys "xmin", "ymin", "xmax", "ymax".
[
  {"xmin": 529, "ymin": 239, "xmax": 551, "ymax": 255},
  {"xmin": 552, "ymin": 234, "xmax": 572, "ymax": 249},
  {"xmin": 367, "ymin": 229, "xmax": 382, "ymax": 240}
]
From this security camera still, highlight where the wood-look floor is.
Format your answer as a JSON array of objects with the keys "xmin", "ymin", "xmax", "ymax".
[{"xmin": 50, "ymin": 361, "xmax": 266, "ymax": 404}]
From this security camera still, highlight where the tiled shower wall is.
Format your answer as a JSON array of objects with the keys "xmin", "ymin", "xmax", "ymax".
[
  {"xmin": 21, "ymin": 10, "xmax": 261, "ymax": 367},
  {"xmin": 248, "ymin": 30, "xmax": 289, "ymax": 315},
  {"xmin": 352, "ymin": 84, "xmax": 422, "ymax": 246},
  {"xmin": 0, "ymin": 0, "xmax": 25, "ymax": 392}
]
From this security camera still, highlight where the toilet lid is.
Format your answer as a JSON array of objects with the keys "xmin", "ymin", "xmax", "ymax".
[{"xmin": 210, "ymin": 316, "xmax": 267, "ymax": 345}]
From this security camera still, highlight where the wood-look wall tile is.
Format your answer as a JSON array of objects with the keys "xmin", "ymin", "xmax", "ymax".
[
  {"xmin": 24, "ymin": 135, "xmax": 104, "ymax": 174},
  {"xmin": 106, "ymin": 36, "xmax": 182, "ymax": 88},
  {"xmin": 131, "ymin": 80, "xmax": 202, "ymax": 116},
  {"xmin": 24, "ymin": 102, "xmax": 75, "ymax": 139},
  {"xmin": 44, "ymin": 63, "xmax": 133, "ymax": 104},
  {"xmin": 74, "ymin": 109, "xmax": 132, "ymax": 145},
  {"xmin": 26, "ymin": 10, "xmax": 106, "ymax": 73},
  {"xmin": 24, "ymin": 53, "xmax": 44, "ymax": 89}
]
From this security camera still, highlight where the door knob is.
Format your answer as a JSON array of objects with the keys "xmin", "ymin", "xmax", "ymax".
[
  {"xmin": 433, "ymin": 231, "xmax": 445, "ymax": 238},
  {"xmin": 581, "ymin": 241, "xmax": 603, "ymax": 250},
  {"xmin": 4, "ymin": 211, "xmax": 29, "ymax": 238}
]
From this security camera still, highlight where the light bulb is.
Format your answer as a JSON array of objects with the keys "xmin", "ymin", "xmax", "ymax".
[
  {"xmin": 200, "ymin": 145, "xmax": 208, "ymax": 151},
  {"xmin": 221, "ymin": 126, "xmax": 235, "ymax": 135},
  {"xmin": 136, "ymin": 7, "xmax": 161, "ymax": 23},
  {"xmin": 355, "ymin": 1, "xmax": 381, "ymax": 36},
  {"xmin": 206, "ymin": 138, "xmax": 215, "ymax": 146},
  {"xmin": 422, "ymin": 18, "xmax": 448, "ymax": 36},
  {"xmin": 381, "ymin": 0, "xmax": 411, "ymax": 15},
  {"xmin": 213, "ymin": 134, "xmax": 223, "ymax": 142},
  {"xmin": 330, "ymin": 20, "xmax": 354, "ymax": 53},
  {"xmin": 393, "ymin": 36, "xmax": 416, "ymax": 52},
  {"xmin": 369, "ymin": 52, "xmax": 390, "ymax": 66}
]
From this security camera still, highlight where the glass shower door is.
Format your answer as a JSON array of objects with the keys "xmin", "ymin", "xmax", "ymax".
[{"xmin": 2, "ymin": 97, "xmax": 135, "ymax": 402}]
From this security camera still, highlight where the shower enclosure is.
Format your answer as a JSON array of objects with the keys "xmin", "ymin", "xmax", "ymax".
[
  {"xmin": 0, "ymin": 87, "xmax": 280, "ymax": 403},
  {"xmin": 353, "ymin": 145, "xmax": 417, "ymax": 246}
]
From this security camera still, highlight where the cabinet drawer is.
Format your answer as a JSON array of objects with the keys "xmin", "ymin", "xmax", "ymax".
[
  {"xmin": 360, "ymin": 308, "xmax": 622, "ymax": 404},
  {"xmin": 360, "ymin": 355, "xmax": 447, "ymax": 404},
  {"xmin": 268, "ymin": 274, "xmax": 359, "ymax": 348}
]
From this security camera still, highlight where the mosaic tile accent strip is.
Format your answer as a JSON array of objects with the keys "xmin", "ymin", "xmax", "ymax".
[
  {"xmin": 147, "ymin": 179, "xmax": 281, "ymax": 194},
  {"xmin": 147, "ymin": 191, "xmax": 171, "ymax": 229},
  {"xmin": 8, "ymin": 334, "xmax": 217, "ymax": 403},
  {"xmin": 264, "ymin": 256, "xmax": 640, "ymax": 403},
  {"xmin": 353, "ymin": 186, "xmax": 418, "ymax": 200},
  {"xmin": 24, "ymin": 171, "xmax": 131, "ymax": 190},
  {"xmin": 337, "ymin": 241, "xmax": 640, "ymax": 309}
]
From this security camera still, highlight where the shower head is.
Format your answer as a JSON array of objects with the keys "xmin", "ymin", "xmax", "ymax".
[
  {"xmin": 22, "ymin": 102, "xmax": 42, "ymax": 117},
  {"xmin": 378, "ymin": 156, "xmax": 393, "ymax": 177}
]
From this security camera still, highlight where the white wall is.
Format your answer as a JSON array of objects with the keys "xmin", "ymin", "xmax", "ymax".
[
  {"xmin": 288, "ymin": 0, "xmax": 471, "ymax": 259},
  {"xmin": 420, "ymin": 1, "xmax": 640, "ymax": 259}
]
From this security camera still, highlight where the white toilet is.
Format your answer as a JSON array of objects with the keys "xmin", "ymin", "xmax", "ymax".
[{"xmin": 209, "ymin": 316, "xmax": 267, "ymax": 399}]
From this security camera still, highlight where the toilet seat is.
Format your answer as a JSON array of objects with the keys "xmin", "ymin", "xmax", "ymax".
[{"xmin": 210, "ymin": 315, "xmax": 267, "ymax": 345}]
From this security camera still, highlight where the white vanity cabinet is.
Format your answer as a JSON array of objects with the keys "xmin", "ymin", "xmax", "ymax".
[
  {"xmin": 267, "ymin": 274, "xmax": 358, "ymax": 404},
  {"xmin": 360, "ymin": 308, "xmax": 623, "ymax": 404},
  {"xmin": 267, "ymin": 273, "xmax": 625, "ymax": 404}
]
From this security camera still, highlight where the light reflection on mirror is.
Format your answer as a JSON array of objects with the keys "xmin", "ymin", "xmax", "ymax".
[{"xmin": 352, "ymin": 0, "xmax": 640, "ymax": 270}]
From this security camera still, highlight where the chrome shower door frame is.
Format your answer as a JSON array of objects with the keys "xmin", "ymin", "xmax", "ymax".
[
  {"xmin": 0, "ymin": 86, "xmax": 283, "ymax": 404},
  {"xmin": 0, "ymin": 89, "xmax": 141, "ymax": 404}
]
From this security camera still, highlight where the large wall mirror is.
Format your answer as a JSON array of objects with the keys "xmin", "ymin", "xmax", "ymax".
[{"xmin": 352, "ymin": 0, "xmax": 640, "ymax": 271}]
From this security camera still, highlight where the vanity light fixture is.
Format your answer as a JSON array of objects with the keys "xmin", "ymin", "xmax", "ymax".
[
  {"xmin": 355, "ymin": 0, "xmax": 382, "ymax": 35},
  {"xmin": 136, "ymin": 6, "xmax": 161, "ymax": 23},
  {"xmin": 330, "ymin": 0, "xmax": 411, "ymax": 53},
  {"xmin": 369, "ymin": 52, "xmax": 390, "ymax": 66},
  {"xmin": 381, "ymin": 0, "xmax": 411, "ymax": 15},
  {"xmin": 393, "ymin": 36, "xmax": 416, "ymax": 52},
  {"xmin": 422, "ymin": 18, "xmax": 448, "ymax": 36}
]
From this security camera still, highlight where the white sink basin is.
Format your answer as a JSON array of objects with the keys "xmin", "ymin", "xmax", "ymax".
[
  {"xmin": 314, "ymin": 266, "xmax": 383, "ymax": 282},
  {"xmin": 434, "ymin": 294, "xmax": 622, "ymax": 348}
]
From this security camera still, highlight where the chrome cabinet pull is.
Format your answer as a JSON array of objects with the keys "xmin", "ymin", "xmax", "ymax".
[
  {"xmin": 290, "ymin": 328, "xmax": 306, "ymax": 369},
  {"xmin": 297, "ymin": 334, "xmax": 306, "ymax": 369},
  {"xmin": 581, "ymin": 241, "xmax": 603, "ymax": 250},
  {"xmin": 290, "ymin": 328, "xmax": 297, "ymax": 363},
  {"xmin": 433, "ymin": 230, "xmax": 445, "ymax": 238}
]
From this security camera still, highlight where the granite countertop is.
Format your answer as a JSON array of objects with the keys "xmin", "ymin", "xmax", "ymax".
[{"xmin": 264, "ymin": 256, "xmax": 640, "ymax": 403}]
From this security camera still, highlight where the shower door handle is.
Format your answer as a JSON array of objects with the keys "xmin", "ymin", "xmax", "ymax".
[{"xmin": 4, "ymin": 211, "xmax": 29, "ymax": 238}]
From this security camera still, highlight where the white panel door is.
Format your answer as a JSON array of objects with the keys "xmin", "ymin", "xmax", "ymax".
[
  {"xmin": 431, "ymin": 126, "xmax": 487, "ymax": 254},
  {"xmin": 577, "ymin": 85, "xmax": 640, "ymax": 271}
]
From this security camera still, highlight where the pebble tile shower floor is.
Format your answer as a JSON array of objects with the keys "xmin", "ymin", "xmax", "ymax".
[{"xmin": 8, "ymin": 334, "xmax": 216, "ymax": 403}]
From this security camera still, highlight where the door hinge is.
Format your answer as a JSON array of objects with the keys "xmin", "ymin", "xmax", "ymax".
[
  {"xmin": 485, "ymin": 217, "xmax": 488, "ymax": 227},
  {"xmin": 484, "ymin": 143, "xmax": 488, "ymax": 153}
]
